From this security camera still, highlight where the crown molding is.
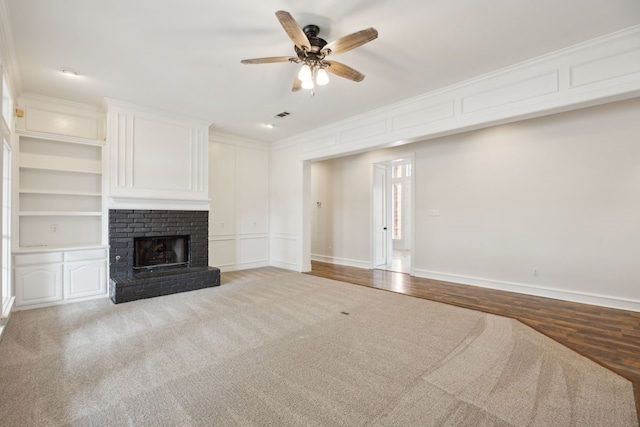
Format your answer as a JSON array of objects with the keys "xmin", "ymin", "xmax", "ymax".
[
  {"xmin": 18, "ymin": 92, "xmax": 103, "ymax": 112},
  {"xmin": 276, "ymin": 25, "xmax": 640, "ymax": 161},
  {"xmin": 0, "ymin": 0, "xmax": 22, "ymax": 97},
  {"xmin": 209, "ymin": 130, "xmax": 270, "ymax": 151},
  {"xmin": 104, "ymin": 98, "xmax": 211, "ymax": 129}
]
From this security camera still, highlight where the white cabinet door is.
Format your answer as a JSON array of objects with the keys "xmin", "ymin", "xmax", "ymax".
[
  {"xmin": 64, "ymin": 260, "xmax": 107, "ymax": 300},
  {"xmin": 15, "ymin": 264, "xmax": 63, "ymax": 307}
]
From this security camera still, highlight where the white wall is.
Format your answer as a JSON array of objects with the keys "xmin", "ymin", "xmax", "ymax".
[
  {"xmin": 310, "ymin": 98, "xmax": 640, "ymax": 311},
  {"xmin": 209, "ymin": 133, "xmax": 270, "ymax": 271},
  {"xmin": 274, "ymin": 25, "xmax": 640, "ymax": 300},
  {"xmin": 269, "ymin": 143, "xmax": 307, "ymax": 271}
]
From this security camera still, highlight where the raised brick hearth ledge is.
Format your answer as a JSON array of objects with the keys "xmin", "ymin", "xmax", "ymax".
[
  {"xmin": 109, "ymin": 209, "xmax": 220, "ymax": 304},
  {"xmin": 109, "ymin": 266, "xmax": 220, "ymax": 303}
]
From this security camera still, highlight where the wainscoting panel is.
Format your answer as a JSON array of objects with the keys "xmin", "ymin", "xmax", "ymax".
[
  {"xmin": 237, "ymin": 147, "xmax": 269, "ymax": 235},
  {"xmin": 570, "ymin": 49, "xmax": 640, "ymax": 88},
  {"xmin": 270, "ymin": 233, "xmax": 299, "ymax": 270},
  {"xmin": 208, "ymin": 238, "xmax": 236, "ymax": 268},
  {"xmin": 239, "ymin": 236, "xmax": 268, "ymax": 265},
  {"xmin": 339, "ymin": 119, "xmax": 388, "ymax": 145},
  {"xmin": 391, "ymin": 99, "xmax": 455, "ymax": 132},
  {"xmin": 460, "ymin": 71, "xmax": 559, "ymax": 114},
  {"xmin": 301, "ymin": 131, "xmax": 337, "ymax": 155},
  {"xmin": 208, "ymin": 135, "xmax": 270, "ymax": 271}
]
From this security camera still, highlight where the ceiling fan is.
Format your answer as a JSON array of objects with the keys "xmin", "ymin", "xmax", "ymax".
[{"xmin": 241, "ymin": 11, "xmax": 378, "ymax": 95}]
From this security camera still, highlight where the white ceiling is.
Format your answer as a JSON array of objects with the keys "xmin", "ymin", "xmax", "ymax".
[{"xmin": 5, "ymin": 0, "xmax": 640, "ymax": 143}]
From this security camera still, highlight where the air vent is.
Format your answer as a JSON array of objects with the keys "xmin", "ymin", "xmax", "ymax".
[{"xmin": 275, "ymin": 111, "xmax": 290, "ymax": 118}]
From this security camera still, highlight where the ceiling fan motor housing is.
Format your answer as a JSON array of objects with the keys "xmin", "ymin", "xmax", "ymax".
[{"xmin": 302, "ymin": 24, "xmax": 327, "ymax": 53}]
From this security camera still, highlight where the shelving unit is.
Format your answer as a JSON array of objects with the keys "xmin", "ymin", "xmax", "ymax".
[
  {"xmin": 17, "ymin": 130, "xmax": 104, "ymax": 250},
  {"xmin": 13, "ymin": 129, "xmax": 107, "ymax": 308}
]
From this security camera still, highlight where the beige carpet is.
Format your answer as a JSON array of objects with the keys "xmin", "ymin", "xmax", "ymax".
[{"xmin": 0, "ymin": 267, "xmax": 636, "ymax": 426}]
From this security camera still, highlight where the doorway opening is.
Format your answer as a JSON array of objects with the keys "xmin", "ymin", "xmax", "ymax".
[{"xmin": 373, "ymin": 157, "xmax": 413, "ymax": 274}]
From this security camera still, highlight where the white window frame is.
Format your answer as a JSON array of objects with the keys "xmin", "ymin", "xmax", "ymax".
[
  {"xmin": 1, "ymin": 137, "xmax": 11, "ymax": 315},
  {"xmin": 0, "ymin": 69, "xmax": 14, "ymax": 324}
]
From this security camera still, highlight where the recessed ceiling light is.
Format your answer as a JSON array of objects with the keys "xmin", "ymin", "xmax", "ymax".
[
  {"xmin": 61, "ymin": 68, "xmax": 79, "ymax": 76},
  {"xmin": 263, "ymin": 123, "xmax": 275, "ymax": 129}
]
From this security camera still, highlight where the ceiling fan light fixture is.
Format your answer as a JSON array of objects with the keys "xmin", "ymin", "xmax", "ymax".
[
  {"xmin": 298, "ymin": 64, "xmax": 312, "ymax": 82},
  {"xmin": 301, "ymin": 77, "xmax": 315, "ymax": 90},
  {"xmin": 316, "ymin": 68, "xmax": 330, "ymax": 85}
]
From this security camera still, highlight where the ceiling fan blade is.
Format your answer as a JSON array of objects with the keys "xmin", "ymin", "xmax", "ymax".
[
  {"xmin": 321, "ymin": 28, "xmax": 378, "ymax": 55},
  {"xmin": 324, "ymin": 61, "xmax": 365, "ymax": 82},
  {"xmin": 275, "ymin": 10, "xmax": 311, "ymax": 51},
  {"xmin": 241, "ymin": 56, "xmax": 294, "ymax": 64},
  {"xmin": 292, "ymin": 76, "xmax": 303, "ymax": 92}
]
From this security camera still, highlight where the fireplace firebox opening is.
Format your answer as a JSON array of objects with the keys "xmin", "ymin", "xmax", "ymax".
[{"xmin": 134, "ymin": 235, "xmax": 190, "ymax": 270}]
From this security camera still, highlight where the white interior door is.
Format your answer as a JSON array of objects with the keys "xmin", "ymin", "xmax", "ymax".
[{"xmin": 373, "ymin": 163, "xmax": 391, "ymax": 268}]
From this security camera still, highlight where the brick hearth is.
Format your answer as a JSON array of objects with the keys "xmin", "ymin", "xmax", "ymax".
[{"xmin": 108, "ymin": 209, "xmax": 220, "ymax": 303}]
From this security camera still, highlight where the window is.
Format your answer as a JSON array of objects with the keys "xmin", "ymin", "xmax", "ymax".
[
  {"xmin": 1, "ymin": 70, "xmax": 13, "ymax": 315},
  {"xmin": 392, "ymin": 182, "xmax": 402, "ymax": 240},
  {"xmin": 391, "ymin": 160, "xmax": 412, "ymax": 243},
  {"xmin": 2, "ymin": 75, "xmax": 12, "ymax": 132},
  {"xmin": 2, "ymin": 139, "xmax": 10, "ymax": 312},
  {"xmin": 392, "ymin": 163, "xmax": 411, "ymax": 179}
]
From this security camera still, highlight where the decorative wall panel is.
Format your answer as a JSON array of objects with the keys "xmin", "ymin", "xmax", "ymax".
[{"xmin": 106, "ymin": 100, "xmax": 209, "ymax": 207}]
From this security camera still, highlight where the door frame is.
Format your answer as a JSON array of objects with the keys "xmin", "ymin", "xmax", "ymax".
[{"xmin": 370, "ymin": 155, "xmax": 415, "ymax": 274}]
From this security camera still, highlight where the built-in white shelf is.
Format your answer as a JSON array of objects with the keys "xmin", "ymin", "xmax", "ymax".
[
  {"xmin": 16, "ymin": 129, "xmax": 105, "ymax": 251},
  {"xmin": 13, "ymin": 97, "xmax": 108, "ymax": 310},
  {"xmin": 19, "ymin": 164, "xmax": 102, "ymax": 175},
  {"xmin": 19, "ymin": 189, "xmax": 102, "ymax": 197},
  {"xmin": 16, "ymin": 129, "xmax": 104, "ymax": 147}
]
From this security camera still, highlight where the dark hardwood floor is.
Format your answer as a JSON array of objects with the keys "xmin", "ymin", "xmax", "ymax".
[{"xmin": 306, "ymin": 261, "xmax": 640, "ymax": 421}]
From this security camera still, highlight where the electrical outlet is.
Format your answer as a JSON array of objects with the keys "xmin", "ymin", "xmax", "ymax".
[
  {"xmin": 50, "ymin": 224, "xmax": 58, "ymax": 233},
  {"xmin": 533, "ymin": 269, "xmax": 539, "ymax": 277}
]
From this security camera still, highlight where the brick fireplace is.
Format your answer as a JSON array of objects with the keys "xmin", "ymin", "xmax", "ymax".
[{"xmin": 108, "ymin": 209, "xmax": 220, "ymax": 303}]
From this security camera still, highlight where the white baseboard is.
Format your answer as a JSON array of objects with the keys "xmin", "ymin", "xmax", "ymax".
[
  {"xmin": 217, "ymin": 261, "xmax": 277, "ymax": 273},
  {"xmin": 240, "ymin": 260, "xmax": 270, "ymax": 270},
  {"xmin": 270, "ymin": 259, "xmax": 303, "ymax": 272},
  {"xmin": 13, "ymin": 293, "xmax": 108, "ymax": 312},
  {"xmin": 311, "ymin": 254, "xmax": 371, "ymax": 270},
  {"xmin": 414, "ymin": 269, "xmax": 640, "ymax": 313}
]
